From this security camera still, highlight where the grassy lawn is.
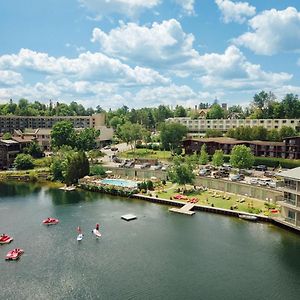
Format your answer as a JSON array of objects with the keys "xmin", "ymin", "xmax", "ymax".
[
  {"xmin": 155, "ymin": 183, "xmax": 278, "ymax": 215},
  {"xmin": 120, "ymin": 149, "xmax": 172, "ymax": 161}
]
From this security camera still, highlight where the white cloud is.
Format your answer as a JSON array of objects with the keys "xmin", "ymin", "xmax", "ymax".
[
  {"xmin": 91, "ymin": 19, "xmax": 197, "ymax": 68},
  {"xmin": 175, "ymin": 0, "xmax": 195, "ymax": 16},
  {"xmin": 190, "ymin": 46, "xmax": 292, "ymax": 90},
  {"xmin": 234, "ymin": 7, "xmax": 300, "ymax": 55},
  {"xmin": 0, "ymin": 48, "xmax": 169, "ymax": 86},
  {"xmin": 0, "ymin": 70, "xmax": 23, "ymax": 86},
  {"xmin": 78, "ymin": 0, "xmax": 160, "ymax": 18},
  {"xmin": 121, "ymin": 84, "xmax": 219, "ymax": 108},
  {"xmin": 215, "ymin": 0, "xmax": 256, "ymax": 24}
]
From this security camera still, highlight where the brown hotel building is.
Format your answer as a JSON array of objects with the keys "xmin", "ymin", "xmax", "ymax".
[{"xmin": 183, "ymin": 136, "xmax": 300, "ymax": 159}]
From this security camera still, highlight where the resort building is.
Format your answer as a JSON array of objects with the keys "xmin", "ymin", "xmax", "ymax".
[
  {"xmin": 0, "ymin": 137, "xmax": 34, "ymax": 169},
  {"xmin": 167, "ymin": 117, "xmax": 300, "ymax": 136},
  {"xmin": 183, "ymin": 136, "xmax": 300, "ymax": 159},
  {"xmin": 13, "ymin": 126, "xmax": 114, "ymax": 151},
  {"xmin": 0, "ymin": 113, "xmax": 107, "ymax": 133},
  {"xmin": 277, "ymin": 167, "xmax": 300, "ymax": 230}
]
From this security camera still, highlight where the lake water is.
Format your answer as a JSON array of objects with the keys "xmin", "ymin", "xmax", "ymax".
[{"xmin": 0, "ymin": 182, "xmax": 300, "ymax": 300}]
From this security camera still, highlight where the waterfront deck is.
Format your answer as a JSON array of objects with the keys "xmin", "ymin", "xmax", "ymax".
[{"xmin": 169, "ymin": 203, "xmax": 195, "ymax": 216}]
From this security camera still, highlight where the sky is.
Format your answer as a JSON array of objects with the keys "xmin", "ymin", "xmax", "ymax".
[{"xmin": 1, "ymin": 0, "xmax": 300, "ymax": 110}]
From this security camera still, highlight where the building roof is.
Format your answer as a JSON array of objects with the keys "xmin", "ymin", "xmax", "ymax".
[
  {"xmin": 36, "ymin": 128, "xmax": 52, "ymax": 135},
  {"xmin": 0, "ymin": 139, "xmax": 18, "ymax": 144},
  {"xmin": 279, "ymin": 167, "xmax": 300, "ymax": 180},
  {"xmin": 12, "ymin": 136, "xmax": 35, "ymax": 143}
]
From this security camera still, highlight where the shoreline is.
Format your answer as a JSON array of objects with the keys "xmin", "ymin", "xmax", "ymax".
[{"xmin": 1, "ymin": 175, "xmax": 299, "ymax": 235}]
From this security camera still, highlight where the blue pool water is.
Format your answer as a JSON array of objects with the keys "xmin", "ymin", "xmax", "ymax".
[{"xmin": 99, "ymin": 178, "xmax": 138, "ymax": 188}]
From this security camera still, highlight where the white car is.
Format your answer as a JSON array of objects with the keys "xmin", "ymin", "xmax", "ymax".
[{"xmin": 250, "ymin": 178, "xmax": 258, "ymax": 185}]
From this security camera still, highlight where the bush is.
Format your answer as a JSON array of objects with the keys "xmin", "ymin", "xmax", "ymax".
[
  {"xmin": 89, "ymin": 165, "xmax": 106, "ymax": 176},
  {"xmin": 146, "ymin": 180, "xmax": 154, "ymax": 191},
  {"xmin": 14, "ymin": 154, "xmax": 34, "ymax": 170}
]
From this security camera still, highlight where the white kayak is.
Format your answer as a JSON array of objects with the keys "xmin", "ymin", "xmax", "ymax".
[
  {"xmin": 92, "ymin": 229, "xmax": 101, "ymax": 238},
  {"xmin": 77, "ymin": 233, "xmax": 84, "ymax": 241}
]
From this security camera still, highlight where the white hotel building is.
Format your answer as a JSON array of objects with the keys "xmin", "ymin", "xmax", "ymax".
[{"xmin": 166, "ymin": 117, "xmax": 300, "ymax": 136}]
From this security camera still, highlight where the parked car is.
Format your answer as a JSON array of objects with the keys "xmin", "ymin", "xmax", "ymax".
[
  {"xmin": 258, "ymin": 178, "xmax": 272, "ymax": 186},
  {"xmin": 153, "ymin": 164, "xmax": 162, "ymax": 170},
  {"xmin": 104, "ymin": 145, "xmax": 111, "ymax": 150},
  {"xmin": 250, "ymin": 178, "xmax": 258, "ymax": 185},
  {"xmin": 268, "ymin": 181, "xmax": 277, "ymax": 188},
  {"xmin": 112, "ymin": 156, "xmax": 122, "ymax": 163},
  {"xmin": 264, "ymin": 171, "xmax": 275, "ymax": 178},
  {"xmin": 222, "ymin": 164, "xmax": 232, "ymax": 171},
  {"xmin": 141, "ymin": 162, "xmax": 151, "ymax": 169},
  {"xmin": 255, "ymin": 165, "xmax": 267, "ymax": 171},
  {"xmin": 230, "ymin": 174, "xmax": 245, "ymax": 182},
  {"xmin": 119, "ymin": 160, "xmax": 127, "ymax": 168},
  {"xmin": 111, "ymin": 147, "xmax": 118, "ymax": 151},
  {"xmin": 199, "ymin": 168, "xmax": 211, "ymax": 176},
  {"xmin": 239, "ymin": 169, "xmax": 253, "ymax": 176},
  {"xmin": 213, "ymin": 170, "xmax": 229, "ymax": 179},
  {"xmin": 125, "ymin": 161, "xmax": 135, "ymax": 168}
]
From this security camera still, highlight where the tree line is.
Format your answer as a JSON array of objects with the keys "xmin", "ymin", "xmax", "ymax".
[{"xmin": 1, "ymin": 91, "xmax": 299, "ymax": 126}]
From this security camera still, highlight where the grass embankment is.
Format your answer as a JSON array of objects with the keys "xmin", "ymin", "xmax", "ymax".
[
  {"xmin": 154, "ymin": 183, "xmax": 278, "ymax": 216},
  {"xmin": 120, "ymin": 149, "xmax": 172, "ymax": 161}
]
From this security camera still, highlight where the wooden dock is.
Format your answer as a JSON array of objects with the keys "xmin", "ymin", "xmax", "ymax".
[{"xmin": 169, "ymin": 203, "xmax": 195, "ymax": 216}]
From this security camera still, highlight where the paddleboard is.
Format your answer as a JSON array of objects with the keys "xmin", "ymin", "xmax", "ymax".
[
  {"xmin": 77, "ymin": 233, "xmax": 83, "ymax": 241},
  {"xmin": 92, "ymin": 229, "xmax": 101, "ymax": 238}
]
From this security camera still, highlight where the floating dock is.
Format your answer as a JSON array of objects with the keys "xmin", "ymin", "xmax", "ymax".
[
  {"xmin": 169, "ymin": 203, "xmax": 195, "ymax": 216},
  {"xmin": 121, "ymin": 214, "xmax": 137, "ymax": 221}
]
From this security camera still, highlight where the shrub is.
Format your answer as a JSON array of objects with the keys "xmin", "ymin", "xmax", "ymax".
[
  {"xmin": 146, "ymin": 180, "xmax": 154, "ymax": 191},
  {"xmin": 89, "ymin": 165, "xmax": 106, "ymax": 176},
  {"xmin": 14, "ymin": 154, "xmax": 34, "ymax": 170}
]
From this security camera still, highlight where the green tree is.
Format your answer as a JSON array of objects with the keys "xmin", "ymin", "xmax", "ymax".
[
  {"xmin": 62, "ymin": 151, "xmax": 90, "ymax": 185},
  {"xmin": 109, "ymin": 116, "xmax": 124, "ymax": 129},
  {"xmin": 174, "ymin": 105, "xmax": 187, "ymax": 117},
  {"xmin": 205, "ymin": 129, "xmax": 223, "ymax": 138},
  {"xmin": 51, "ymin": 121, "xmax": 76, "ymax": 149},
  {"xmin": 279, "ymin": 126, "xmax": 296, "ymax": 140},
  {"xmin": 76, "ymin": 128, "xmax": 100, "ymax": 151},
  {"xmin": 199, "ymin": 144, "xmax": 209, "ymax": 165},
  {"xmin": 267, "ymin": 129, "xmax": 280, "ymax": 141},
  {"xmin": 212, "ymin": 150, "xmax": 224, "ymax": 167},
  {"xmin": 23, "ymin": 141, "xmax": 43, "ymax": 158},
  {"xmin": 14, "ymin": 153, "xmax": 34, "ymax": 170},
  {"xmin": 206, "ymin": 104, "xmax": 224, "ymax": 119},
  {"xmin": 281, "ymin": 94, "xmax": 300, "ymax": 118},
  {"xmin": 230, "ymin": 145, "xmax": 254, "ymax": 169},
  {"xmin": 159, "ymin": 122, "xmax": 187, "ymax": 153},
  {"xmin": 118, "ymin": 122, "xmax": 146, "ymax": 151},
  {"xmin": 2, "ymin": 132, "xmax": 12, "ymax": 140},
  {"xmin": 167, "ymin": 156, "xmax": 195, "ymax": 187}
]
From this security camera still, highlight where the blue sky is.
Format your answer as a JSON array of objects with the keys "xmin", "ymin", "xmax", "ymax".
[{"xmin": 1, "ymin": 0, "xmax": 300, "ymax": 109}]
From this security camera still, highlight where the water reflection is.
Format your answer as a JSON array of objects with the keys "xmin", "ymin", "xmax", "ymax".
[
  {"xmin": 45, "ymin": 188, "xmax": 98, "ymax": 205},
  {"xmin": 0, "ymin": 182, "xmax": 41, "ymax": 199}
]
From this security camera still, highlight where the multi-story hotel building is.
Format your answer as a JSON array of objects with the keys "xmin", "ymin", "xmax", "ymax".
[
  {"xmin": 278, "ymin": 167, "xmax": 300, "ymax": 230},
  {"xmin": 167, "ymin": 117, "xmax": 300, "ymax": 136},
  {"xmin": 0, "ymin": 113, "xmax": 106, "ymax": 133}
]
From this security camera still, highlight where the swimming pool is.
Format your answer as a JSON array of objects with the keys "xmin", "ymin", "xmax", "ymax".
[{"xmin": 99, "ymin": 178, "xmax": 138, "ymax": 188}]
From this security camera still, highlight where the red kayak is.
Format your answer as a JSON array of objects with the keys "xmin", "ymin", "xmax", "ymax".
[
  {"xmin": 43, "ymin": 218, "xmax": 59, "ymax": 225},
  {"xmin": 5, "ymin": 248, "xmax": 24, "ymax": 260},
  {"xmin": 0, "ymin": 234, "xmax": 13, "ymax": 244}
]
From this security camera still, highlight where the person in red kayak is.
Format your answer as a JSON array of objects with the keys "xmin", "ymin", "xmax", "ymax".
[{"xmin": 96, "ymin": 223, "xmax": 100, "ymax": 230}]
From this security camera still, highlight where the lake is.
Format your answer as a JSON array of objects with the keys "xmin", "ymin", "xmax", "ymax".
[{"xmin": 0, "ymin": 182, "xmax": 300, "ymax": 300}]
